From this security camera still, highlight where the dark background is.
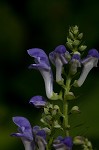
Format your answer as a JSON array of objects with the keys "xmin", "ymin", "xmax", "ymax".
[{"xmin": 0, "ymin": 0, "xmax": 99, "ymax": 149}]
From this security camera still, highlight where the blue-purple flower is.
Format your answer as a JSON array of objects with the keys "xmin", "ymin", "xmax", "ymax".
[
  {"xmin": 69, "ymin": 52, "xmax": 81, "ymax": 75},
  {"xmin": 29, "ymin": 96, "xmax": 46, "ymax": 108},
  {"xmin": 33, "ymin": 126, "xmax": 47, "ymax": 150},
  {"xmin": 53, "ymin": 136, "xmax": 73, "ymax": 150},
  {"xmin": 74, "ymin": 49, "xmax": 99, "ymax": 87},
  {"xmin": 11, "ymin": 117, "xmax": 34, "ymax": 150},
  {"xmin": 49, "ymin": 45, "xmax": 69, "ymax": 82},
  {"xmin": 27, "ymin": 48, "xmax": 53, "ymax": 99},
  {"xmin": 11, "ymin": 117, "xmax": 47, "ymax": 150}
]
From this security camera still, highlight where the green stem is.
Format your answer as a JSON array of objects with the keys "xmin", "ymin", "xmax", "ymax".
[
  {"xmin": 63, "ymin": 76, "xmax": 71, "ymax": 136},
  {"xmin": 48, "ymin": 137, "xmax": 54, "ymax": 149},
  {"xmin": 63, "ymin": 99, "xmax": 69, "ymax": 136},
  {"xmin": 65, "ymin": 76, "xmax": 71, "ymax": 93},
  {"xmin": 46, "ymin": 144, "xmax": 49, "ymax": 150},
  {"xmin": 47, "ymin": 127, "xmax": 54, "ymax": 149}
]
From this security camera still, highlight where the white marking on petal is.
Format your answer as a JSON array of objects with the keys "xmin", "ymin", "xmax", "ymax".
[
  {"xmin": 38, "ymin": 141, "xmax": 45, "ymax": 150},
  {"xmin": 77, "ymin": 58, "xmax": 98, "ymax": 87},
  {"xmin": 40, "ymin": 70, "xmax": 53, "ymax": 99},
  {"xmin": 55, "ymin": 57, "xmax": 63, "ymax": 82},
  {"xmin": 21, "ymin": 139, "xmax": 34, "ymax": 150},
  {"xmin": 36, "ymin": 136, "xmax": 46, "ymax": 150},
  {"xmin": 70, "ymin": 60, "xmax": 81, "ymax": 75}
]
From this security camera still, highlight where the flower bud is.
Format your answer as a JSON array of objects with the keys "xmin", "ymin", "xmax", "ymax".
[
  {"xmin": 73, "ymin": 26, "xmax": 79, "ymax": 34},
  {"xmin": 69, "ymin": 31, "xmax": 74, "ymax": 40},
  {"xmin": 65, "ymin": 92, "xmax": 75, "ymax": 100},
  {"xmin": 87, "ymin": 141, "xmax": 92, "ymax": 148},
  {"xmin": 44, "ymin": 108, "xmax": 49, "ymax": 115},
  {"xmin": 65, "ymin": 51, "xmax": 71, "ymax": 61},
  {"xmin": 73, "ymin": 136, "xmax": 85, "ymax": 145},
  {"xmin": 71, "ymin": 106, "xmax": 80, "ymax": 114},
  {"xmin": 54, "ymin": 120, "xmax": 61, "ymax": 128},
  {"xmin": 66, "ymin": 42, "xmax": 73, "ymax": 50},
  {"xmin": 78, "ymin": 33, "xmax": 83, "ymax": 39},
  {"xmin": 42, "ymin": 127, "xmax": 51, "ymax": 134},
  {"xmin": 54, "ymin": 105, "xmax": 59, "ymax": 110},
  {"xmin": 69, "ymin": 52, "xmax": 81, "ymax": 75},
  {"xmin": 79, "ymin": 45, "xmax": 87, "ymax": 51},
  {"xmin": 73, "ymin": 40, "xmax": 80, "ymax": 46}
]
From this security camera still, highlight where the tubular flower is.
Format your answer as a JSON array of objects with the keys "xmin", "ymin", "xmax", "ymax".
[
  {"xmin": 27, "ymin": 48, "xmax": 53, "ymax": 99},
  {"xmin": 69, "ymin": 52, "xmax": 81, "ymax": 75},
  {"xmin": 11, "ymin": 117, "xmax": 47, "ymax": 150},
  {"xmin": 11, "ymin": 117, "xmax": 34, "ymax": 150},
  {"xmin": 49, "ymin": 45, "xmax": 69, "ymax": 82},
  {"xmin": 75, "ymin": 49, "xmax": 99, "ymax": 87},
  {"xmin": 53, "ymin": 136, "xmax": 73, "ymax": 150},
  {"xmin": 29, "ymin": 96, "xmax": 46, "ymax": 108},
  {"xmin": 33, "ymin": 126, "xmax": 47, "ymax": 150}
]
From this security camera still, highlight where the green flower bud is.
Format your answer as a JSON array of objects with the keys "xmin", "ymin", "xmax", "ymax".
[
  {"xmin": 79, "ymin": 45, "xmax": 87, "ymax": 51},
  {"xmin": 46, "ymin": 115, "xmax": 52, "ymax": 121},
  {"xmin": 66, "ymin": 37, "xmax": 74, "ymax": 50},
  {"xmin": 54, "ymin": 105, "xmax": 59, "ymax": 110},
  {"xmin": 44, "ymin": 108, "xmax": 49, "ymax": 114},
  {"xmin": 73, "ymin": 26, "xmax": 79, "ymax": 35},
  {"xmin": 69, "ymin": 31, "xmax": 74, "ymax": 40},
  {"xmin": 51, "ymin": 105, "xmax": 59, "ymax": 116},
  {"xmin": 65, "ymin": 92, "xmax": 75, "ymax": 100},
  {"xmin": 87, "ymin": 141, "xmax": 92, "ymax": 148},
  {"xmin": 53, "ymin": 120, "xmax": 61, "ymax": 128},
  {"xmin": 52, "ymin": 109, "xmax": 57, "ymax": 116},
  {"xmin": 73, "ymin": 80, "xmax": 79, "ymax": 87},
  {"xmin": 48, "ymin": 104, "xmax": 53, "ymax": 109},
  {"xmin": 65, "ymin": 50, "xmax": 71, "ymax": 61},
  {"xmin": 73, "ymin": 40, "xmax": 80, "ymax": 46},
  {"xmin": 50, "ymin": 92, "xmax": 62, "ymax": 100},
  {"xmin": 71, "ymin": 106, "xmax": 80, "ymax": 114},
  {"xmin": 83, "ymin": 146, "xmax": 89, "ymax": 150},
  {"xmin": 73, "ymin": 25, "xmax": 78, "ymax": 31},
  {"xmin": 85, "ymin": 139, "xmax": 92, "ymax": 148},
  {"xmin": 67, "ymin": 37, "xmax": 73, "ymax": 43},
  {"xmin": 66, "ymin": 42, "xmax": 73, "ymax": 50},
  {"xmin": 74, "ymin": 30, "xmax": 79, "ymax": 35},
  {"xmin": 73, "ymin": 136, "xmax": 85, "ymax": 145},
  {"xmin": 43, "ymin": 127, "xmax": 51, "ymax": 134},
  {"xmin": 40, "ymin": 118, "xmax": 48, "ymax": 126},
  {"xmin": 78, "ymin": 33, "xmax": 83, "ymax": 39}
]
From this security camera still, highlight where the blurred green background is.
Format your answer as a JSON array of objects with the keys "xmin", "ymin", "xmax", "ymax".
[{"xmin": 0, "ymin": 0, "xmax": 99, "ymax": 149}]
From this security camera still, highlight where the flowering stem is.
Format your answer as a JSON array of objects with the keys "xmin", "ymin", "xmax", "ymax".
[
  {"xmin": 63, "ymin": 76, "xmax": 71, "ymax": 136},
  {"xmin": 47, "ymin": 127, "xmax": 54, "ymax": 149},
  {"xmin": 48, "ymin": 136, "xmax": 54, "ymax": 149},
  {"xmin": 46, "ymin": 144, "xmax": 49, "ymax": 150},
  {"xmin": 63, "ymin": 99, "xmax": 69, "ymax": 136}
]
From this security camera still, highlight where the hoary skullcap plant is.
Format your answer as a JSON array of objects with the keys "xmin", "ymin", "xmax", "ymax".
[{"xmin": 11, "ymin": 25, "xmax": 99, "ymax": 150}]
